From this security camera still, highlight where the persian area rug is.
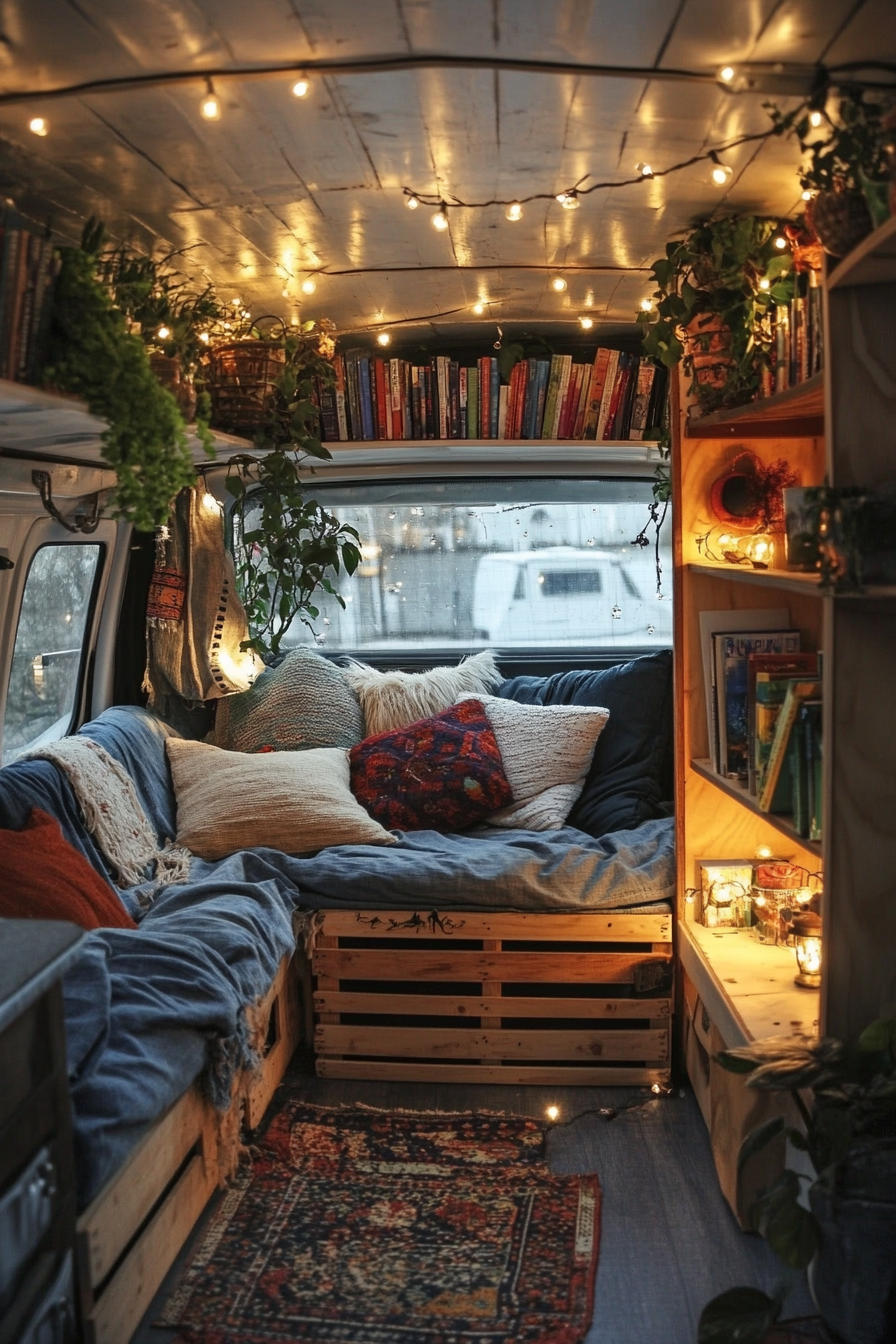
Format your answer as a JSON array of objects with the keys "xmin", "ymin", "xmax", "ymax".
[{"xmin": 160, "ymin": 1101, "xmax": 600, "ymax": 1344}]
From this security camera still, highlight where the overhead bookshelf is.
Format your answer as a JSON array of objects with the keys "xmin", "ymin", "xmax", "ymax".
[{"xmin": 684, "ymin": 371, "xmax": 824, "ymax": 439}]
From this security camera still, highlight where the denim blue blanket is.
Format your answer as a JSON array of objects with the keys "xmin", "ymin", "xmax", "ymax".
[{"xmin": 0, "ymin": 705, "xmax": 674, "ymax": 1207}]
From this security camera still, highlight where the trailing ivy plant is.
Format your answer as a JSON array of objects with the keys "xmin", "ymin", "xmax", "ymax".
[
  {"xmin": 225, "ymin": 323, "xmax": 361, "ymax": 659},
  {"xmin": 44, "ymin": 222, "xmax": 196, "ymax": 531},
  {"xmin": 767, "ymin": 86, "xmax": 893, "ymax": 202},
  {"xmin": 637, "ymin": 215, "xmax": 797, "ymax": 416}
]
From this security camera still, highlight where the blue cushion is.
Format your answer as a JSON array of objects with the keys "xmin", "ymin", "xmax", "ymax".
[{"xmin": 496, "ymin": 651, "xmax": 673, "ymax": 839}]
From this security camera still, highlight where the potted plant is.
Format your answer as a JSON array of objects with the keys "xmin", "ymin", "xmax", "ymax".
[
  {"xmin": 225, "ymin": 321, "xmax": 361, "ymax": 660},
  {"xmin": 638, "ymin": 215, "xmax": 796, "ymax": 417},
  {"xmin": 768, "ymin": 88, "xmax": 894, "ymax": 258},
  {"xmin": 44, "ymin": 220, "xmax": 197, "ymax": 531},
  {"xmin": 698, "ymin": 1018, "xmax": 896, "ymax": 1344}
]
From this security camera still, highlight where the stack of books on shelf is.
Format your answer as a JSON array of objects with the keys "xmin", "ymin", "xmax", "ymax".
[
  {"xmin": 317, "ymin": 347, "xmax": 668, "ymax": 443},
  {"xmin": 699, "ymin": 607, "xmax": 822, "ymax": 840},
  {"xmin": 0, "ymin": 205, "xmax": 57, "ymax": 385},
  {"xmin": 759, "ymin": 271, "xmax": 824, "ymax": 398}
]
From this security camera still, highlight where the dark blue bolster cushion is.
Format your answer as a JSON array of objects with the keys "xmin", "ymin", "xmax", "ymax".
[{"xmin": 496, "ymin": 650, "xmax": 674, "ymax": 839}]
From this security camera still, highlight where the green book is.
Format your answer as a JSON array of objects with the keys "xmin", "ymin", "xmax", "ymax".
[
  {"xmin": 758, "ymin": 679, "xmax": 822, "ymax": 813},
  {"xmin": 790, "ymin": 713, "xmax": 809, "ymax": 836},
  {"xmin": 466, "ymin": 368, "xmax": 478, "ymax": 439},
  {"xmin": 803, "ymin": 700, "xmax": 823, "ymax": 841},
  {"xmin": 754, "ymin": 673, "xmax": 800, "ymax": 795}
]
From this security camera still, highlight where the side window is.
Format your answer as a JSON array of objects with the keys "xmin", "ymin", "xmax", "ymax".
[{"xmin": 2, "ymin": 543, "xmax": 103, "ymax": 765}]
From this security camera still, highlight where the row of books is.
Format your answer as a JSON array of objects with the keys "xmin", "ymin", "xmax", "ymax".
[
  {"xmin": 699, "ymin": 607, "xmax": 822, "ymax": 838},
  {"xmin": 759, "ymin": 276, "xmax": 824, "ymax": 397},
  {"xmin": 317, "ymin": 348, "xmax": 668, "ymax": 443},
  {"xmin": 0, "ymin": 206, "xmax": 57, "ymax": 385}
]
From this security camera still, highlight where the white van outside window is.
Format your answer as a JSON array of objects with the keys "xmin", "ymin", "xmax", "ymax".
[
  {"xmin": 2, "ymin": 543, "xmax": 103, "ymax": 765},
  {"xmin": 237, "ymin": 476, "xmax": 671, "ymax": 655}
]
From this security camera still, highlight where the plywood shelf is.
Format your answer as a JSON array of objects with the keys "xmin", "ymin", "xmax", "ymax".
[
  {"xmin": 690, "ymin": 758, "xmax": 822, "ymax": 859},
  {"xmin": 828, "ymin": 213, "xmax": 896, "ymax": 290},
  {"xmin": 679, "ymin": 921, "xmax": 820, "ymax": 1047},
  {"xmin": 687, "ymin": 563, "xmax": 896, "ymax": 601},
  {"xmin": 684, "ymin": 372, "xmax": 824, "ymax": 439}
]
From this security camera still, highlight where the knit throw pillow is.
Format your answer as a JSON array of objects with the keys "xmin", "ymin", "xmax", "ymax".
[
  {"xmin": 349, "ymin": 699, "xmax": 513, "ymax": 833},
  {"xmin": 460, "ymin": 694, "xmax": 609, "ymax": 830},
  {"xmin": 211, "ymin": 648, "xmax": 364, "ymax": 754},
  {"xmin": 342, "ymin": 650, "xmax": 501, "ymax": 736},
  {"xmin": 167, "ymin": 738, "xmax": 395, "ymax": 860},
  {"xmin": 0, "ymin": 808, "xmax": 138, "ymax": 930}
]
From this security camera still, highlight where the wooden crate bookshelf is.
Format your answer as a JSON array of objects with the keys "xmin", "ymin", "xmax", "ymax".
[
  {"xmin": 312, "ymin": 909, "xmax": 673, "ymax": 1086},
  {"xmin": 673, "ymin": 215, "xmax": 896, "ymax": 1061}
]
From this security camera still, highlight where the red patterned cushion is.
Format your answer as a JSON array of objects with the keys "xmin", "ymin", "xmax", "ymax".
[{"xmin": 349, "ymin": 699, "xmax": 513, "ymax": 832}]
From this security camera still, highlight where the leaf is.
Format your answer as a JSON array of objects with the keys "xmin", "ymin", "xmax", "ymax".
[
  {"xmin": 716, "ymin": 1051, "xmax": 760, "ymax": 1075},
  {"xmin": 738, "ymin": 1116, "xmax": 785, "ymax": 1172},
  {"xmin": 698, "ymin": 1287, "xmax": 782, "ymax": 1344},
  {"xmin": 858, "ymin": 1018, "xmax": 896, "ymax": 1054}
]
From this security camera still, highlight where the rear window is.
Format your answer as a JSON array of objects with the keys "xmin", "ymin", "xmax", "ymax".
[
  {"xmin": 2, "ymin": 543, "xmax": 103, "ymax": 765},
  {"xmin": 237, "ymin": 476, "xmax": 671, "ymax": 654}
]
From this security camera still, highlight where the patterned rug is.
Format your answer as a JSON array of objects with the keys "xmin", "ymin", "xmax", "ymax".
[{"xmin": 160, "ymin": 1101, "xmax": 600, "ymax": 1344}]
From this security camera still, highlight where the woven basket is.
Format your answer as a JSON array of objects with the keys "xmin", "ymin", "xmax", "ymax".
[
  {"xmin": 207, "ymin": 340, "xmax": 286, "ymax": 434},
  {"xmin": 149, "ymin": 352, "xmax": 197, "ymax": 423},
  {"xmin": 806, "ymin": 190, "xmax": 873, "ymax": 259}
]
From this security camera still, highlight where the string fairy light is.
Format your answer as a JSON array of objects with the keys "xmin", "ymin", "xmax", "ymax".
[
  {"xmin": 199, "ymin": 79, "xmax": 220, "ymax": 120},
  {"xmin": 29, "ymin": 116, "xmax": 49, "ymax": 136}
]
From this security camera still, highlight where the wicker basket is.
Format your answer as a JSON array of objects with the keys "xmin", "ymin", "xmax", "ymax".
[
  {"xmin": 207, "ymin": 340, "xmax": 286, "ymax": 434},
  {"xmin": 149, "ymin": 352, "xmax": 197, "ymax": 423},
  {"xmin": 806, "ymin": 190, "xmax": 873, "ymax": 259}
]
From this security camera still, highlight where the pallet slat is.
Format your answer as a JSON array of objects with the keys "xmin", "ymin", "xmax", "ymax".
[
  {"xmin": 313, "ymin": 948, "xmax": 671, "ymax": 984},
  {"xmin": 315, "ymin": 1024, "xmax": 669, "ymax": 1061},
  {"xmin": 316, "ymin": 1060, "xmax": 673, "ymax": 1086},
  {"xmin": 318, "ymin": 910, "xmax": 672, "ymax": 942},
  {"xmin": 313, "ymin": 991, "xmax": 670, "ymax": 1019}
]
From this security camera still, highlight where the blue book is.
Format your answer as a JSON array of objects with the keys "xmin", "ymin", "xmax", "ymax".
[
  {"xmin": 714, "ymin": 629, "xmax": 800, "ymax": 780},
  {"xmin": 358, "ymin": 357, "xmax": 375, "ymax": 440}
]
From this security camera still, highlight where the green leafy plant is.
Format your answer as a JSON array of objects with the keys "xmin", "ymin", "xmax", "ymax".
[
  {"xmin": 638, "ymin": 215, "xmax": 797, "ymax": 416},
  {"xmin": 226, "ymin": 324, "xmax": 361, "ymax": 659},
  {"xmin": 44, "ymin": 223, "xmax": 196, "ymax": 530},
  {"xmin": 768, "ymin": 87, "xmax": 893, "ymax": 200},
  {"xmin": 698, "ymin": 1018, "xmax": 896, "ymax": 1343}
]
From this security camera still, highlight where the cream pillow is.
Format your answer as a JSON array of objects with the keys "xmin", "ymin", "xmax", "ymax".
[
  {"xmin": 342, "ymin": 649, "xmax": 501, "ymax": 735},
  {"xmin": 166, "ymin": 738, "xmax": 395, "ymax": 861},
  {"xmin": 460, "ymin": 694, "xmax": 609, "ymax": 830}
]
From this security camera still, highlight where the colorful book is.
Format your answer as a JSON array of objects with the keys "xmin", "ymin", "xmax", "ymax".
[
  {"xmin": 479, "ymin": 357, "xmax": 490, "ymax": 437},
  {"xmin": 488, "ymin": 357, "xmax": 499, "ymax": 437},
  {"xmin": 374, "ymin": 359, "xmax": 388, "ymax": 439},
  {"xmin": 532, "ymin": 360, "xmax": 550, "ymax": 437},
  {"xmin": 334, "ymin": 356, "xmax": 349, "ymax": 440},
  {"xmin": 459, "ymin": 366, "xmax": 467, "ymax": 439},
  {"xmin": 466, "ymin": 367, "xmax": 478, "ymax": 438},
  {"xmin": 629, "ymin": 360, "xmax": 657, "ymax": 440},
  {"xmin": 758, "ymin": 679, "xmax": 822, "ymax": 813},
  {"xmin": 572, "ymin": 364, "xmax": 591, "ymax": 439},
  {"xmin": 497, "ymin": 383, "xmax": 509, "ymax": 439},
  {"xmin": 804, "ymin": 699, "xmax": 823, "ymax": 840},
  {"xmin": 541, "ymin": 356, "xmax": 563, "ymax": 439},
  {"xmin": 595, "ymin": 349, "xmax": 620, "ymax": 440},
  {"xmin": 714, "ymin": 630, "xmax": 800, "ymax": 780},
  {"xmin": 583, "ymin": 347, "xmax": 612, "ymax": 438},
  {"xmin": 699, "ymin": 608, "xmax": 790, "ymax": 774},
  {"xmin": 747, "ymin": 653, "xmax": 818, "ymax": 794}
]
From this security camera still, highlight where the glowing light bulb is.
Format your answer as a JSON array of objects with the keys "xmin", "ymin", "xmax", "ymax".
[
  {"xmin": 377, "ymin": 331, "xmax": 391, "ymax": 346},
  {"xmin": 432, "ymin": 206, "xmax": 449, "ymax": 231},
  {"xmin": 405, "ymin": 194, "xmax": 420, "ymax": 210},
  {"xmin": 759, "ymin": 277, "xmax": 770, "ymax": 290},
  {"xmin": 505, "ymin": 201, "xmax": 523, "ymax": 222},
  {"xmin": 231, "ymin": 297, "xmax": 242, "ymax": 306},
  {"xmin": 579, "ymin": 316, "xmax": 594, "ymax": 330},
  {"xmin": 801, "ymin": 189, "xmax": 813, "ymax": 201},
  {"xmin": 809, "ymin": 110, "xmax": 823, "ymax": 127},
  {"xmin": 292, "ymin": 77, "xmax": 310, "ymax": 99},
  {"xmin": 755, "ymin": 844, "xmax": 773, "ymax": 861},
  {"xmin": 636, "ymin": 162, "xmax": 653, "ymax": 177},
  {"xmin": 199, "ymin": 332, "xmax": 210, "ymax": 344},
  {"xmin": 200, "ymin": 93, "xmax": 220, "ymax": 121},
  {"xmin": 156, "ymin": 326, "xmax": 170, "ymax": 340},
  {"xmin": 551, "ymin": 276, "xmax": 567, "ymax": 292},
  {"xmin": 719, "ymin": 66, "xmax": 735, "ymax": 83},
  {"xmin": 556, "ymin": 191, "xmax": 580, "ymax": 210},
  {"xmin": 301, "ymin": 278, "xmax": 317, "ymax": 295},
  {"xmin": 472, "ymin": 302, "xmax": 485, "ymax": 315},
  {"xmin": 774, "ymin": 236, "xmax": 788, "ymax": 250},
  {"xmin": 29, "ymin": 117, "xmax": 48, "ymax": 137},
  {"xmin": 711, "ymin": 165, "xmax": 732, "ymax": 186},
  {"xmin": 546, "ymin": 1105, "xmax": 560, "ymax": 1121},
  {"xmin": 640, "ymin": 298, "xmax": 653, "ymax": 312}
]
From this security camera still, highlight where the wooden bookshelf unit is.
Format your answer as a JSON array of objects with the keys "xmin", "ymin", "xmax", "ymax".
[{"xmin": 673, "ymin": 217, "xmax": 896, "ymax": 1079}]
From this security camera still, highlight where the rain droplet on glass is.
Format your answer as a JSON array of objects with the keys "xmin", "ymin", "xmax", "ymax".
[
  {"xmin": 388, "ymin": 511, "xmax": 396, "ymax": 520},
  {"xmin": 586, "ymin": 537, "xmax": 594, "ymax": 547},
  {"xmin": 611, "ymin": 605, "xmax": 622, "ymax": 619},
  {"xmin": 647, "ymin": 625, "xmax": 655, "ymax": 635},
  {"xmin": 323, "ymin": 617, "xmax": 331, "ymax": 626},
  {"xmin": 315, "ymin": 633, "xmax": 327, "ymax": 644},
  {"xmin": 522, "ymin": 531, "xmax": 528, "ymax": 538}
]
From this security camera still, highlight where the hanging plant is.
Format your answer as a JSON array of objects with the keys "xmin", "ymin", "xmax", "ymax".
[
  {"xmin": 637, "ymin": 215, "xmax": 797, "ymax": 416},
  {"xmin": 225, "ymin": 321, "xmax": 361, "ymax": 659},
  {"xmin": 768, "ymin": 87, "xmax": 895, "ymax": 256},
  {"xmin": 44, "ymin": 221, "xmax": 196, "ymax": 531}
]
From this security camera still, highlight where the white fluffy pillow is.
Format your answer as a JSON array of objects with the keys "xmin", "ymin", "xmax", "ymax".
[
  {"xmin": 460, "ymin": 694, "xmax": 609, "ymax": 830},
  {"xmin": 167, "ymin": 738, "xmax": 395, "ymax": 861},
  {"xmin": 342, "ymin": 650, "xmax": 501, "ymax": 736}
]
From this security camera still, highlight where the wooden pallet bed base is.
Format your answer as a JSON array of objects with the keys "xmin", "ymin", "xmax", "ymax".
[
  {"xmin": 75, "ymin": 949, "xmax": 303, "ymax": 1344},
  {"xmin": 312, "ymin": 909, "xmax": 673, "ymax": 1087}
]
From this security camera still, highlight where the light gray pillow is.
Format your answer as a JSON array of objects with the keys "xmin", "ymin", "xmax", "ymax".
[
  {"xmin": 342, "ymin": 650, "xmax": 501, "ymax": 735},
  {"xmin": 210, "ymin": 647, "xmax": 364, "ymax": 753}
]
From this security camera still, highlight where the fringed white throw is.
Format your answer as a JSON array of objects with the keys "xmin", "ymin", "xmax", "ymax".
[{"xmin": 25, "ymin": 736, "xmax": 191, "ymax": 891}]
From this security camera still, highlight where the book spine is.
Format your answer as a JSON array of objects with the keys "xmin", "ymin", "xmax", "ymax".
[
  {"xmin": 791, "ymin": 712, "xmax": 809, "ymax": 837},
  {"xmin": 467, "ymin": 367, "xmax": 478, "ymax": 439},
  {"xmin": 409, "ymin": 365, "xmax": 421, "ymax": 439},
  {"xmin": 520, "ymin": 358, "xmax": 537, "ymax": 437},
  {"xmin": 359, "ymin": 358, "xmax": 375, "ymax": 439},
  {"xmin": 583, "ymin": 347, "xmax": 610, "ymax": 438},
  {"xmin": 506, "ymin": 362, "xmax": 522, "ymax": 438},
  {"xmin": 534, "ymin": 360, "xmax": 550, "ymax": 437},
  {"xmin": 436, "ymin": 357, "xmax": 448, "ymax": 438},
  {"xmin": 557, "ymin": 360, "xmax": 575, "ymax": 438},
  {"xmin": 374, "ymin": 359, "xmax": 388, "ymax": 439},
  {"xmin": 601, "ymin": 353, "xmax": 627, "ymax": 440},
  {"xmin": 595, "ymin": 349, "xmax": 620, "ymax": 440},
  {"xmin": 346, "ymin": 352, "xmax": 362, "ymax": 440},
  {"xmin": 489, "ymin": 358, "xmax": 499, "ymax": 438},
  {"xmin": 422, "ymin": 364, "xmax": 432, "ymax": 437},
  {"xmin": 334, "ymin": 356, "xmax": 349, "ymax": 440},
  {"xmin": 572, "ymin": 365, "xmax": 589, "ymax": 440},
  {"xmin": 758, "ymin": 682, "xmax": 820, "ymax": 812},
  {"xmin": 317, "ymin": 375, "xmax": 339, "ymax": 441},
  {"xmin": 775, "ymin": 306, "xmax": 789, "ymax": 394},
  {"xmin": 497, "ymin": 383, "xmax": 509, "ymax": 439},
  {"xmin": 449, "ymin": 360, "xmax": 459, "ymax": 438},
  {"xmin": 619, "ymin": 355, "xmax": 640, "ymax": 440},
  {"xmin": 541, "ymin": 356, "xmax": 562, "ymax": 439},
  {"xmin": 552, "ymin": 356, "xmax": 572, "ymax": 437},
  {"xmin": 403, "ymin": 362, "xmax": 413, "ymax": 439},
  {"xmin": 629, "ymin": 360, "xmax": 656, "ymax": 440},
  {"xmin": 459, "ymin": 366, "xmax": 467, "ymax": 439}
]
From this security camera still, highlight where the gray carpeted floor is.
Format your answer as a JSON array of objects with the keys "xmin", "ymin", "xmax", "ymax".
[{"xmin": 131, "ymin": 1055, "xmax": 812, "ymax": 1344}]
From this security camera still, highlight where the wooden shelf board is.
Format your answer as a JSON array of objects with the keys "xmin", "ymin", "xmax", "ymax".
[
  {"xmin": 687, "ymin": 563, "xmax": 896, "ymax": 600},
  {"xmin": 690, "ymin": 758, "xmax": 822, "ymax": 858},
  {"xmin": 828, "ymin": 214, "xmax": 896, "ymax": 290},
  {"xmin": 680, "ymin": 921, "xmax": 820, "ymax": 1047},
  {"xmin": 684, "ymin": 373, "xmax": 824, "ymax": 439}
]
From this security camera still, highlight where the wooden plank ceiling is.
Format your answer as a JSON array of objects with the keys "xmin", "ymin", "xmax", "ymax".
[{"xmin": 0, "ymin": 0, "xmax": 892, "ymax": 344}]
